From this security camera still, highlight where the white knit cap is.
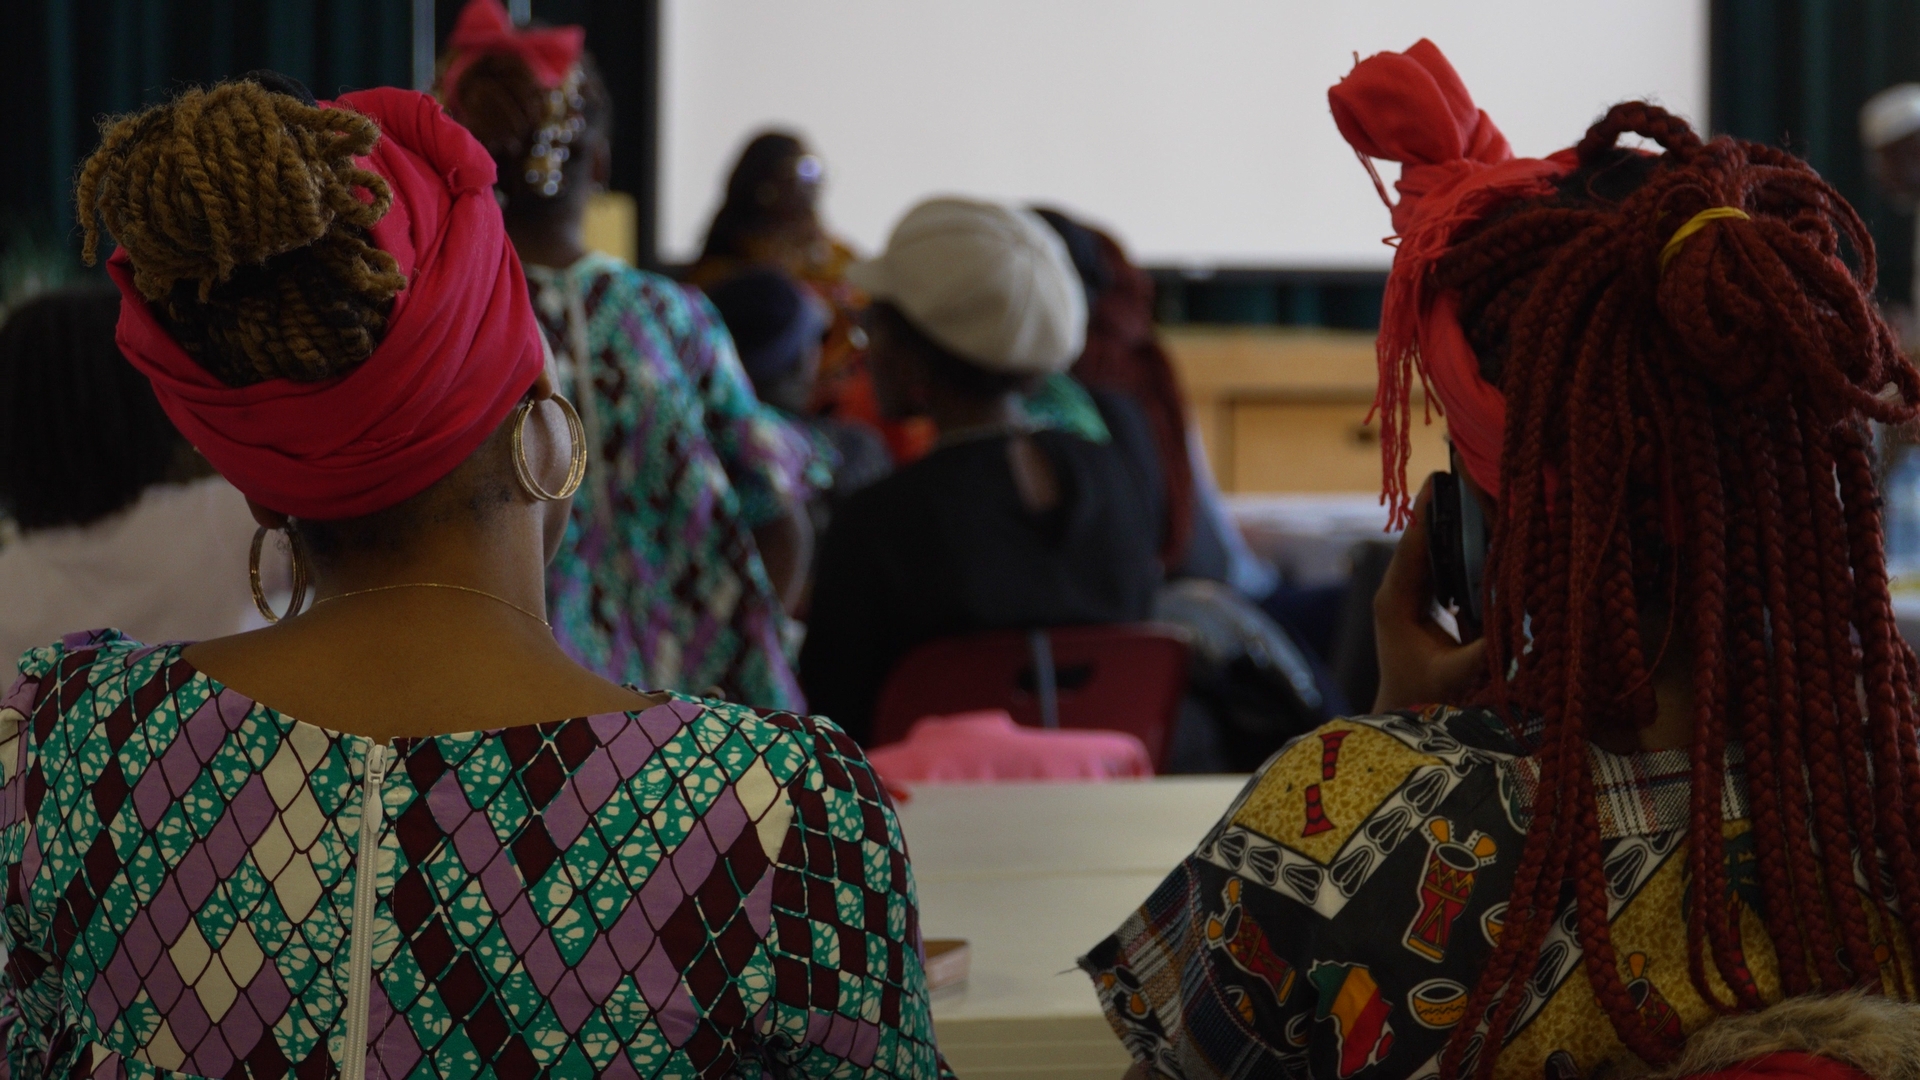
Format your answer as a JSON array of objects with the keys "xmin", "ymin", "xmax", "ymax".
[
  {"xmin": 847, "ymin": 197, "xmax": 1087, "ymax": 375},
  {"xmin": 1862, "ymin": 84, "xmax": 1920, "ymax": 150}
]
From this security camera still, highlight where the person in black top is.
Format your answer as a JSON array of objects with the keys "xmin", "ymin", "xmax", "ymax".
[{"xmin": 800, "ymin": 198, "xmax": 1163, "ymax": 744}]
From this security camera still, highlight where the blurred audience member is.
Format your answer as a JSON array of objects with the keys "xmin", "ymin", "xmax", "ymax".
[
  {"xmin": 801, "ymin": 198, "xmax": 1164, "ymax": 743},
  {"xmin": 1033, "ymin": 209, "xmax": 1200, "ymax": 570},
  {"xmin": 706, "ymin": 268, "xmax": 892, "ymax": 508},
  {"xmin": 1861, "ymin": 83, "xmax": 1920, "ymax": 340},
  {"xmin": 56, "ymin": 69, "xmax": 947, "ymax": 1076},
  {"xmin": 692, "ymin": 131, "xmax": 836, "ymax": 283},
  {"xmin": 441, "ymin": 0, "xmax": 826, "ymax": 707},
  {"xmin": 1090, "ymin": 42, "xmax": 1920, "ymax": 1076},
  {"xmin": 688, "ymin": 132, "xmax": 916, "ymax": 459},
  {"xmin": 706, "ymin": 268, "xmax": 830, "ymax": 412},
  {"xmin": 0, "ymin": 286, "xmax": 268, "ymax": 674},
  {"xmin": 1033, "ymin": 208, "xmax": 1279, "ymax": 590}
]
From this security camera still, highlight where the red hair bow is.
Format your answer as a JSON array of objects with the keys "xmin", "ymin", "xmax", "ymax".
[
  {"xmin": 442, "ymin": 0, "xmax": 584, "ymax": 96},
  {"xmin": 1328, "ymin": 40, "xmax": 1574, "ymax": 526}
]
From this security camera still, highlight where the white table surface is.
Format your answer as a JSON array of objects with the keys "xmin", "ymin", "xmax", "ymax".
[{"xmin": 895, "ymin": 776, "xmax": 1248, "ymax": 1022}]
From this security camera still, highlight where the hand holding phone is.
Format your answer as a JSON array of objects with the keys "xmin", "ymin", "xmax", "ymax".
[
  {"xmin": 1425, "ymin": 467, "xmax": 1488, "ymax": 643},
  {"xmin": 1372, "ymin": 478, "xmax": 1488, "ymax": 712}
]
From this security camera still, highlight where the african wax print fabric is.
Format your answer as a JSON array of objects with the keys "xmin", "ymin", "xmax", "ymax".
[
  {"xmin": 0, "ymin": 631, "xmax": 951, "ymax": 1079},
  {"xmin": 1078, "ymin": 706, "xmax": 1900, "ymax": 1080},
  {"xmin": 528, "ymin": 254, "xmax": 830, "ymax": 712}
]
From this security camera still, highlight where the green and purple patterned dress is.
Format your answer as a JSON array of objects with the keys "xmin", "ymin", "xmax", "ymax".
[
  {"xmin": 528, "ymin": 254, "xmax": 830, "ymax": 713},
  {"xmin": 0, "ymin": 632, "xmax": 950, "ymax": 1079}
]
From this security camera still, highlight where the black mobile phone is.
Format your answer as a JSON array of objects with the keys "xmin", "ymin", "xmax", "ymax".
[{"xmin": 1426, "ymin": 466, "xmax": 1488, "ymax": 642}]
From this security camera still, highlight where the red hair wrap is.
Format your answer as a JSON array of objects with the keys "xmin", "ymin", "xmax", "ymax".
[
  {"xmin": 442, "ymin": 0, "xmax": 585, "ymax": 97},
  {"xmin": 107, "ymin": 87, "xmax": 547, "ymax": 520},
  {"xmin": 1328, "ymin": 39, "xmax": 1575, "ymax": 525}
]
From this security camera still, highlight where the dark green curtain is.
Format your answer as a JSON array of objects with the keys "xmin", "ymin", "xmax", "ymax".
[
  {"xmin": 1712, "ymin": 0, "xmax": 1920, "ymax": 305},
  {"xmin": 0, "ymin": 0, "xmax": 657, "ymax": 266},
  {"xmin": 4, "ymin": 0, "xmax": 413, "ymax": 239}
]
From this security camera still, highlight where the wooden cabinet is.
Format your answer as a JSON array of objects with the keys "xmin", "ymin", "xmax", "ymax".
[{"xmin": 1162, "ymin": 326, "xmax": 1450, "ymax": 494}]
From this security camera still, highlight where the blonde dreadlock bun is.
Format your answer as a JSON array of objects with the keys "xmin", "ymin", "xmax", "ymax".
[{"xmin": 75, "ymin": 80, "xmax": 408, "ymax": 386}]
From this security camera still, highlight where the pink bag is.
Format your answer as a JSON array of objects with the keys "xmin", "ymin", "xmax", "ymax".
[{"xmin": 865, "ymin": 710, "xmax": 1153, "ymax": 784}]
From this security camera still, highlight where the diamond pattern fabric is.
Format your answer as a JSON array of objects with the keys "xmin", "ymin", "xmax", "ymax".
[{"xmin": 0, "ymin": 632, "xmax": 950, "ymax": 1079}]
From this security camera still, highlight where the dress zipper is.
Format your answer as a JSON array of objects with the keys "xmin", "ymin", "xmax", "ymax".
[{"xmin": 340, "ymin": 740, "xmax": 390, "ymax": 1080}]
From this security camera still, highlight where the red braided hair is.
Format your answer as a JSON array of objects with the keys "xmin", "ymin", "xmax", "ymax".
[{"xmin": 1429, "ymin": 103, "xmax": 1920, "ymax": 1075}]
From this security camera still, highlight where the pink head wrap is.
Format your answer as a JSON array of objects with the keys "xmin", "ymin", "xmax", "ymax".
[
  {"xmin": 108, "ymin": 87, "xmax": 546, "ymax": 520},
  {"xmin": 1328, "ymin": 40, "xmax": 1576, "ymax": 526},
  {"xmin": 441, "ymin": 0, "xmax": 585, "ymax": 96}
]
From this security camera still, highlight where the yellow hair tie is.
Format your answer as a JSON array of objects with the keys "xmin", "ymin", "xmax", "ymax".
[{"xmin": 1658, "ymin": 206, "xmax": 1750, "ymax": 272}]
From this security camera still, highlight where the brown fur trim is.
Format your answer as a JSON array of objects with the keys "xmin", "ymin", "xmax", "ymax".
[{"xmin": 1600, "ymin": 994, "xmax": 1920, "ymax": 1080}]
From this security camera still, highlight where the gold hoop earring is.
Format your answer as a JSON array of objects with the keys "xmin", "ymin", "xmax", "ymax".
[
  {"xmin": 512, "ymin": 394, "xmax": 587, "ymax": 501},
  {"xmin": 249, "ymin": 526, "xmax": 310, "ymax": 623}
]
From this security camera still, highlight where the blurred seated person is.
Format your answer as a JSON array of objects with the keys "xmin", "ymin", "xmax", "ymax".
[
  {"xmin": 1861, "ymin": 83, "xmax": 1920, "ymax": 343},
  {"xmin": 687, "ymin": 132, "xmax": 913, "ymax": 457},
  {"xmin": 0, "ymin": 286, "xmax": 274, "ymax": 674},
  {"xmin": 1034, "ymin": 210, "xmax": 1343, "ymax": 768},
  {"xmin": 1033, "ymin": 209, "xmax": 1200, "ymax": 573},
  {"xmin": 706, "ymin": 268, "xmax": 892, "ymax": 507},
  {"xmin": 688, "ymin": 131, "xmax": 839, "ymax": 286},
  {"xmin": 441, "ymin": 0, "xmax": 826, "ymax": 698},
  {"xmin": 800, "ymin": 198, "xmax": 1165, "ymax": 744}
]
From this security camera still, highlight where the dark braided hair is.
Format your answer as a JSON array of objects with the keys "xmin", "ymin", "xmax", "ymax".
[
  {"xmin": 73, "ymin": 79, "xmax": 406, "ymax": 387},
  {"xmin": 0, "ymin": 286, "xmax": 189, "ymax": 530},
  {"xmin": 1431, "ymin": 103, "xmax": 1920, "ymax": 1074}
]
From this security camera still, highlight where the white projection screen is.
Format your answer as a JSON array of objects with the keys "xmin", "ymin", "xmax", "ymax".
[{"xmin": 659, "ymin": 2, "xmax": 1708, "ymax": 269}]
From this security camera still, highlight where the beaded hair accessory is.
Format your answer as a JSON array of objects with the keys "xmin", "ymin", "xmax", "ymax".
[
  {"xmin": 441, "ymin": 0, "xmax": 588, "ymax": 197},
  {"xmin": 525, "ymin": 64, "xmax": 587, "ymax": 197}
]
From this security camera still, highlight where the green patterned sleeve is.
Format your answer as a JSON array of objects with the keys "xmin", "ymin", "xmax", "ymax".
[
  {"xmin": 0, "ymin": 651, "xmax": 75, "ymax": 1080},
  {"xmin": 755, "ymin": 715, "xmax": 953, "ymax": 1079}
]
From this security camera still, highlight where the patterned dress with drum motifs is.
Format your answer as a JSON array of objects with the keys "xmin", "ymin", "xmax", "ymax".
[{"xmin": 1079, "ymin": 706, "xmax": 1913, "ymax": 1080}]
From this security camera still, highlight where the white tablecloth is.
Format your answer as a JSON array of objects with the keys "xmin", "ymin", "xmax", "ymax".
[{"xmin": 896, "ymin": 777, "xmax": 1247, "ymax": 1077}]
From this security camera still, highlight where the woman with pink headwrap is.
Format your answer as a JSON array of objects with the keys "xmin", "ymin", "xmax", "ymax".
[{"xmin": 0, "ymin": 70, "xmax": 949, "ymax": 1079}]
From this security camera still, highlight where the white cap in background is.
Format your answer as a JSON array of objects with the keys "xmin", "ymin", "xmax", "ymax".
[
  {"xmin": 848, "ymin": 197, "xmax": 1087, "ymax": 375},
  {"xmin": 1862, "ymin": 84, "xmax": 1920, "ymax": 150}
]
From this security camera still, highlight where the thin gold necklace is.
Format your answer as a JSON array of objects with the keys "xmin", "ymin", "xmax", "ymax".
[{"xmin": 313, "ymin": 582, "xmax": 550, "ymax": 628}]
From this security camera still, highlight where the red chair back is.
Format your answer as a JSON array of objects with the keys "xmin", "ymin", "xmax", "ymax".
[{"xmin": 870, "ymin": 623, "xmax": 1190, "ymax": 770}]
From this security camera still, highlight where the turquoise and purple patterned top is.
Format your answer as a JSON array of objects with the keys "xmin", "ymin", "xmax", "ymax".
[
  {"xmin": 0, "ymin": 632, "xmax": 950, "ymax": 1079},
  {"xmin": 528, "ymin": 255, "xmax": 830, "ymax": 713}
]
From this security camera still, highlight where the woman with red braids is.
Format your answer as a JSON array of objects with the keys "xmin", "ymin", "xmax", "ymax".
[{"xmin": 1083, "ymin": 40, "xmax": 1920, "ymax": 1080}]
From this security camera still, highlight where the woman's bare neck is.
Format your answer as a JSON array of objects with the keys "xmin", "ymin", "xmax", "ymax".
[{"xmin": 183, "ymin": 522, "xmax": 660, "ymax": 740}]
